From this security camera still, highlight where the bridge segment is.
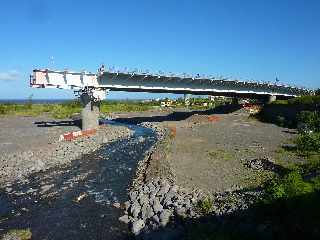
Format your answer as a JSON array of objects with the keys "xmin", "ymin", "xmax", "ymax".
[{"xmin": 30, "ymin": 67, "xmax": 311, "ymax": 129}]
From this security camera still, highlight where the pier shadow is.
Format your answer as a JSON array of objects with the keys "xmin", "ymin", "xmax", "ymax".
[
  {"xmin": 114, "ymin": 104, "xmax": 241, "ymax": 125},
  {"xmin": 34, "ymin": 119, "xmax": 81, "ymax": 128}
]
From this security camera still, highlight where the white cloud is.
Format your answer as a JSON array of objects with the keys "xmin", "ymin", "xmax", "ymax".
[{"xmin": 0, "ymin": 70, "xmax": 21, "ymax": 81}]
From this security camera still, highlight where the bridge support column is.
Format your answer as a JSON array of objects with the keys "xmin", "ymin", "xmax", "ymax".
[
  {"xmin": 80, "ymin": 93, "xmax": 100, "ymax": 130},
  {"xmin": 267, "ymin": 95, "xmax": 277, "ymax": 104},
  {"xmin": 184, "ymin": 94, "xmax": 191, "ymax": 106}
]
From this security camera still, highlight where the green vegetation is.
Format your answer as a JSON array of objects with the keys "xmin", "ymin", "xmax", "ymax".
[
  {"xmin": 0, "ymin": 99, "xmax": 157, "ymax": 119},
  {"xmin": 265, "ymin": 170, "xmax": 315, "ymax": 200},
  {"xmin": 208, "ymin": 149, "xmax": 234, "ymax": 161},
  {"xmin": 256, "ymin": 94, "xmax": 320, "ymax": 128},
  {"xmin": 197, "ymin": 197, "xmax": 214, "ymax": 215},
  {"xmin": 2, "ymin": 229, "xmax": 32, "ymax": 240},
  {"xmin": 271, "ymin": 94, "xmax": 320, "ymax": 106},
  {"xmin": 100, "ymin": 100, "xmax": 155, "ymax": 113},
  {"xmin": 0, "ymin": 100, "xmax": 81, "ymax": 119},
  {"xmin": 297, "ymin": 111, "xmax": 320, "ymax": 133},
  {"xmin": 295, "ymin": 132, "xmax": 320, "ymax": 153}
]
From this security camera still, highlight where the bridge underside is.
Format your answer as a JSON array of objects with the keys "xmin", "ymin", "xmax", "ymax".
[{"xmin": 105, "ymin": 87, "xmax": 292, "ymax": 100}]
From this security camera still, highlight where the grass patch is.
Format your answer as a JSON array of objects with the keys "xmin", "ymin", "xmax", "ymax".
[
  {"xmin": 208, "ymin": 149, "xmax": 234, "ymax": 161},
  {"xmin": 100, "ymin": 100, "xmax": 155, "ymax": 113},
  {"xmin": 0, "ymin": 100, "xmax": 157, "ymax": 119},
  {"xmin": 197, "ymin": 197, "xmax": 214, "ymax": 215},
  {"xmin": 0, "ymin": 100, "xmax": 81, "ymax": 119},
  {"xmin": 3, "ymin": 229, "xmax": 32, "ymax": 240}
]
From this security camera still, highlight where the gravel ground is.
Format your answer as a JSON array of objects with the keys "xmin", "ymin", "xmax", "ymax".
[
  {"xmin": 0, "ymin": 116, "xmax": 133, "ymax": 185},
  {"xmin": 166, "ymin": 111, "xmax": 298, "ymax": 193}
]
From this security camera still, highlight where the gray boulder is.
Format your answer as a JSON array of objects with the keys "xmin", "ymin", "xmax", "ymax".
[
  {"xmin": 119, "ymin": 215, "xmax": 131, "ymax": 224},
  {"xmin": 131, "ymin": 219, "xmax": 145, "ymax": 235},
  {"xmin": 141, "ymin": 203, "xmax": 154, "ymax": 220},
  {"xmin": 124, "ymin": 201, "xmax": 131, "ymax": 211},
  {"xmin": 152, "ymin": 198, "xmax": 163, "ymax": 214},
  {"xmin": 130, "ymin": 202, "xmax": 141, "ymax": 218},
  {"xmin": 159, "ymin": 209, "xmax": 172, "ymax": 227},
  {"xmin": 129, "ymin": 191, "xmax": 138, "ymax": 201}
]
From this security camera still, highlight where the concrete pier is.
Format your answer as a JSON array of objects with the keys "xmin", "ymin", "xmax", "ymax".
[
  {"xmin": 267, "ymin": 95, "xmax": 277, "ymax": 104},
  {"xmin": 80, "ymin": 93, "xmax": 100, "ymax": 130},
  {"xmin": 184, "ymin": 94, "xmax": 191, "ymax": 106}
]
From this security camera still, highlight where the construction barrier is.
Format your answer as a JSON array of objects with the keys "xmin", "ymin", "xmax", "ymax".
[{"xmin": 59, "ymin": 128, "xmax": 97, "ymax": 141}]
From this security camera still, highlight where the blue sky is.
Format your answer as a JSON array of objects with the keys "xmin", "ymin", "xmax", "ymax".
[{"xmin": 0, "ymin": 0, "xmax": 319, "ymax": 99}]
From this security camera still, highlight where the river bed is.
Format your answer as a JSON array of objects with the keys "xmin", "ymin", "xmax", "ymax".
[{"xmin": 0, "ymin": 123, "xmax": 157, "ymax": 239}]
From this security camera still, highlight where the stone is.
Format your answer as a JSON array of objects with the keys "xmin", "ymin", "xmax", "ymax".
[
  {"xmin": 159, "ymin": 209, "xmax": 172, "ymax": 227},
  {"xmin": 124, "ymin": 201, "xmax": 131, "ymax": 211},
  {"xmin": 152, "ymin": 215, "xmax": 160, "ymax": 224},
  {"xmin": 157, "ymin": 182, "xmax": 170, "ymax": 196},
  {"xmin": 119, "ymin": 215, "xmax": 131, "ymax": 224},
  {"xmin": 129, "ymin": 191, "xmax": 138, "ymax": 201},
  {"xmin": 175, "ymin": 207, "xmax": 187, "ymax": 218},
  {"xmin": 152, "ymin": 198, "xmax": 163, "ymax": 214},
  {"xmin": 143, "ymin": 185, "xmax": 149, "ymax": 194},
  {"xmin": 130, "ymin": 202, "xmax": 141, "ymax": 218},
  {"xmin": 138, "ymin": 194, "xmax": 149, "ymax": 206},
  {"xmin": 147, "ymin": 182, "xmax": 156, "ymax": 192},
  {"xmin": 131, "ymin": 219, "xmax": 145, "ymax": 235},
  {"xmin": 163, "ymin": 199, "xmax": 173, "ymax": 208},
  {"xmin": 141, "ymin": 204, "xmax": 154, "ymax": 220},
  {"xmin": 113, "ymin": 202, "xmax": 121, "ymax": 208}
]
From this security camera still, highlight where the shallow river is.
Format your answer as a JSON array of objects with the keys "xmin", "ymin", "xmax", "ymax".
[{"xmin": 0, "ymin": 123, "xmax": 157, "ymax": 239}]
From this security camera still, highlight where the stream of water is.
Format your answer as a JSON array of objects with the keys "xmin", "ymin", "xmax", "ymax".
[{"xmin": 0, "ymin": 123, "xmax": 156, "ymax": 239}]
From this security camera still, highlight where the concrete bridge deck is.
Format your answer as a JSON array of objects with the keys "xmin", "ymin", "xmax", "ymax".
[{"xmin": 31, "ymin": 68, "xmax": 310, "ymax": 100}]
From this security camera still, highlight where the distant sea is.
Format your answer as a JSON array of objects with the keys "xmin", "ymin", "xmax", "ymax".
[
  {"xmin": 0, "ymin": 99, "xmax": 72, "ymax": 104},
  {"xmin": 0, "ymin": 99, "xmax": 147, "ymax": 104}
]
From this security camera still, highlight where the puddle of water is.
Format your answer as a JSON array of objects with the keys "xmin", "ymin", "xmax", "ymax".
[{"xmin": 0, "ymin": 121, "xmax": 157, "ymax": 239}]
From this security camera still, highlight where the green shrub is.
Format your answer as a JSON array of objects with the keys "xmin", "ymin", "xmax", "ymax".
[
  {"xmin": 295, "ymin": 132, "xmax": 320, "ymax": 153},
  {"xmin": 288, "ymin": 95, "xmax": 320, "ymax": 106},
  {"xmin": 197, "ymin": 197, "xmax": 214, "ymax": 214},
  {"xmin": 315, "ymin": 89, "xmax": 320, "ymax": 96},
  {"xmin": 297, "ymin": 111, "xmax": 320, "ymax": 133},
  {"xmin": 265, "ymin": 171, "xmax": 313, "ymax": 200}
]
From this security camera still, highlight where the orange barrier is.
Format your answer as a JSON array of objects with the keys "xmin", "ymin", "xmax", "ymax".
[{"xmin": 60, "ymin": 128, "xmax": 97, "ymax": 141}]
